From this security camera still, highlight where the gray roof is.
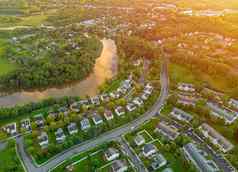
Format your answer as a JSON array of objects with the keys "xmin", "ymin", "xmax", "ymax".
[
  {"xmin": 171, "ymin": 107, "xmax": 193, "ymax": 122},
  {"xmin": 183, "ymin": 143, "xmax": 218, "ymax": 172},
  {"xmin": 143, "ymin": 144, "xmax": 157, "ymax": 154}
]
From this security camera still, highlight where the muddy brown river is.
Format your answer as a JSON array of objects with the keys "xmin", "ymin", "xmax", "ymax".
[{"xmin": 0, "ymin": 39, "xmax": 118, "ymax": 107}]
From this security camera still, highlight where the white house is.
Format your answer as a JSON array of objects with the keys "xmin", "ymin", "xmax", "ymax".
[
  {"xmin": 134, "ymin": 135, "xmax": 145, "ymax": 146},
  {"xmin": 38, "ymin": 132, "xmax": 49, "ymax": 148},
  {"xmin": 111, "ymin": 160, "xmax": 128, "ymax": 172},
  {"xmin": 92, "ymin": 113, "xmax": 103, "ymax": 125},
  {"xmin": 67, "ymin": 123, "xmax": 78, "ymax": 135},
  {"xmin": 104, "ymin": 110, "xmax": 114, "ymax": 120},
  {"xmin": 104, "ymin": 148, "xmax": 120, "ymax": 161},
  {"xmin": 115, "ymin": 106, "xmax": 125, "ymax": 116},
  {"xmin": 177, "ymin": 83, "xmax": 195, "ymax": 92},
  {"xmin": 80, "ymin": 118, "xmax": 91, "ymax": 130},
  {"xmin": 55, "ymin": 128, "xmax": 66, "ymax": 144}
]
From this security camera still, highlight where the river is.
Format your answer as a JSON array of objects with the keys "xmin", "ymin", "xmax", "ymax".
[{"xmin": 0, "ymin": 39, "xmax": 118, "ymax": 107}]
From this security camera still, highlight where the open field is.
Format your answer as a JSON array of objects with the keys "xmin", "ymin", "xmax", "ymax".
[{"xmin": 0, "ymin": 141, "xmax": 24, "ymax": 172}]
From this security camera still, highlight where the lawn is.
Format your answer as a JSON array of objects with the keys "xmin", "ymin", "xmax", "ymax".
[
  {"xmin": 0, "ymin": 140, "xmax": 25, "ymax": 172},
  {"xmin": 169, "ymin": 63, "xmax": 232, "ymax": 92}
]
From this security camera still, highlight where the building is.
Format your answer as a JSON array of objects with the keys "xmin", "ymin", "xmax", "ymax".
[
  {"xmin": 91, "ymin": 96, "xmax": 100, "ymax": 105},
  {"xmin": 92, "ymin": 113, "xmax": 103, "ymax": 125},
  {"xmin": 100, "ymin": 94, "xmax": 110, "ymax": 102},
  {"xmin": 144, "ymin": 83, "xmax": 153, "ymax": 95},
  {"xmin": 177, "ymin": 95, "xmax": 197, "ymax": 106},
  {"xmin": 199, "ymin": 123, "xmax": 234, "ymax": 153},
  {"xmin": 229, "ymin": 98, "xmax": 238, "ymax": 109},
  {"xmin": 34, "ymin": 114, "xmax": 45, "ymax": 128},
  {"xmin": 38, "ymin": 132, "xmax": 49, "ymax": 148},
  {"xmin": 111, "ymin": 160, "xmax": 128, "ymax": 172},
  {"xmin": 133, "ymin": 97, "xmax": 144, "ymax": 107},
  {"xmin": 142, "ymin": 144, "xmax": 157, "ymax": 157},
  {"xmin": 177, "ymin": 83, "xmax": 195, "ymax": 92},
  {"xmin": 55, "ymin": 128, "xmax": 66, "ymax": 144},
  {"xmin": 134, "ymin": 135, "xmax": 145, "ymax": 146},
  {"xmin": 80, "ymin": 118, "xmax": 91, "ymax": 130},
  {"xmin": 126, "ymin": 103, "xmax": 137, "ymax": 112},
  {"xmin": 104, "ymin": 148, "xmax": 120, "ymax": 161},
  {"xmin": 183, "ymin": 143, "xmax": 219, "ymax": 172},
  {"xmin": 20, "ymin": 118, "xmax": 31, "ymax": 131},
  {"xmin": 104, "ymin": 110, "xmax": 114, "ymax": 120},
  {"xmin": 170, "ymin": 107, "xmax": 193, "ymax": 123},
  {"xmin": 207, "ymin": 102, "xmax": 238, "ymax": 124},
  {"xmin": 115, "ymin": 106, "xmax": 125, "ymax": 116},
  {"xmin": 141, "ymin": 92, "xmax": 150, "ymax": 101},
  {"xmin": 67, "ymin": 123, "xmax": 78, "ymax": 135},
  {"xmin": 151, "ymin": 153, "xmax": 167, "ymax": 170},
  {"xmin": 2, "ymin": 123, "xmax": 17, "ymax": 135},
  {"xmin": 156, "ymin": 122, "xmax": 179, "ymax": 140}
]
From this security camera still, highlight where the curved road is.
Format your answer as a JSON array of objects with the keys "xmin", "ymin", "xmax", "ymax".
[{"xmin": 16, "ymin": 58, "xmax": 169, "ymax": 172}]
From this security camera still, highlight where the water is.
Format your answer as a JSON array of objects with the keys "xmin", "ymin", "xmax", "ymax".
[{"xmin": 0, "ymin": 39, "xmax": 118, "ymax": 107}]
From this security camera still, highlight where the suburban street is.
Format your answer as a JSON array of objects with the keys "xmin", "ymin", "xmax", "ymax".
[{"xmin": 16, "ymin": 58, "xmax": 169, "ymax": 172}]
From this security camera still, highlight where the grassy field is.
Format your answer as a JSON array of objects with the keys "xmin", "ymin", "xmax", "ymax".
[
  {"xmin": 0, "ymin": 141, "xmax": 24, "ymax": 172},
  {"xmin": 169, "ymin": 63, "xmax": 232, "ymax": 92}
]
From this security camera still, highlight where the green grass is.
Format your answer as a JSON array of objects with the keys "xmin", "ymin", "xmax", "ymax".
[{"xmin": 0, "ymin": 141, "xmax": 24, "ymax": 172}]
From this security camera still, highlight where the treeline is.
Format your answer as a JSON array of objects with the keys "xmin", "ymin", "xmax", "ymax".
[{"xmin": 0, "ymin": 33, "xmax": 102, "ymax": 92}]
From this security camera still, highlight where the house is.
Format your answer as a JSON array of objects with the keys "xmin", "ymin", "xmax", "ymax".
[
  {"xmin": 199, "ymin": 123, "xmax": 234, "ymax": 153},
  {"xmin": 104, "ymin": 148, "xmax": 120, "ymax": 161},
  {"xmin": 58, "ymin": 107, "xmax": 69, "ymax": 116},
  {"xmin": 207, "ymin": 102, "xmax": 238, "ymax": 124},
  {"xmin": 91, "ymin": 96, "xmax": 101, "ymax": 105},
  {"xmin": 142, "ymin": 144, "xmax": 157, "ymax": 157},
  {"xmin": 111, "ymin": 160, "xmax": 128, "ymax": 172},
  {"xmin": 144, "ymin": 83, "xmax": 153, "ymax": 95},
  {"xmin": 133, "ymin": 97, "xmax": 144, "ymax": 107},
  {"xmin": 104, "ymin": 110, "xmax": 114, "ymax": 120},
  {"xmin": 162, "ymin": 168, "xmax": 173, "ymax": 172},
  {"xmin": 67, "ymin": 123, "xmax": 78, "ymax": 135},
  {"xmin": 110, "ymin": 92, "xmax": 121, "ymax": 99},
  {"xmin": 38, "ymin": 132, "xmax": 49, "ymax": 148},
  {"xmin": 115, "ymin": 106, "xmax": 125, "ymax": 116},
  {"xmin": 183, "ymin": 143, "xmax": 219, "ymax": 172},
  {"xmin": 20, "ymin": 118, "xmax": 31, "ymax": 131},
  {"xmin": 34, "ymin": 114, "xmax": 45, "ymax": 128},
  {"xmin": 134, "ymin": 135, "xmax": 145, "ymax": 146},
  {"xmin": 177, "ymin": 83, "xmax": 195, "ymax": 92},
  {"xmin": 229, "ymin": 98, "xmax": 238, "ymax": 109},
  {"xmin": 126, "ymin": 103, "xmax": 137, "ymax": 112},
  {"xmin": 2, "ymin": 123, "xmax": 17, "ymax": 135},
  {"xmin": 55, "ymin": 128, "xmax": 66, "ymax": 144},
  {"xmin": 156, "ymin": 122, "xmax": 179, "ymax": 140},
  {"xmin": 100, "ymin": 94, "xmax": 110, "ymax": 102},
  {"xmin": 141, "ymin": 92, "xmax": 150, "ymax": 100},
  {"xmin": 92, "ymin": 113, "xmax": 103, "ymax": 125},
  {"xmin": 177, "ymin": 95, "xmax": 197, "ymax": 106},
  {"xmin": 151, "ymin": 153, "xmax": 167, "ymax": 170},
  {"xmin": 170, "ymin": 108, "xmax": 193, "ymax": 123},
  {"xmin": 80, "ymin": 118, "xmax": 91, "ymax": 130},
  {"xmin": 70, "ymin": 102, "xmax": 81, "ymax": 112}
]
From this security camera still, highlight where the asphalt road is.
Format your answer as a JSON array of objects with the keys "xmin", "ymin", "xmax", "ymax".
[{"xmin": 16, "ymin": 59, "xmax": 169, "ymax": 172}]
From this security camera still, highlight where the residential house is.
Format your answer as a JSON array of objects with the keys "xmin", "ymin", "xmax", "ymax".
[
  {"xmin": 151, "ymin": 153, "xmax": 167, "ymax": 170},
  {"xmin": 170, "ymin": 108, "xmax": 193, "ymax": 123},
  {"xmin": 91, "ymin": 96, "xmax": 100, "ymax": 105},
  {"xmin": 183, "ymin": 143, "xmax": 219, "ymax": 172},
  {"xmin": 92, "ymin": 113, "xmax": 103, "ymax": 125},
  {"xmin": 229, "ymin": 99, "xmax": 238, "ymax": 110},
  {"xmin": 2, "ymin": 123, "xmax": 17, "ymax": 135},
  {"xmin": 104, "ymin": 148, "xmax": 120, "ymax": 161},
  {"xmin": 156, "ymin": 122, "xmax": 179, "ymax": 140},
  {"xmin": 20, "ymin": 118, "xmax": 31, "ymax": 131},
  {"xmin": 80, "ymin": 118, "xmax": 91, "ymax": 130},
  {"xmin": 115, "ymin": 106, "xmax": 125, "ymax": 116},
  {"xmin": 126, "ymin": 103, "xmax": 137, "ymax": 112},
  {"xmin": 177, "ymin": 83, "xmax": 195, "ymax": 92},
  {"xmin": 133, "ymin": 97, "xmax": 144, "ymax": 107},
  {"xmin": 55, "ymin": 128, "xmax": 66, "ymax": 144},
  {"xmin": 111, "ymin": 160, "xmax": 128, "ymax": 172},
  {"xmin": 134, "ymin": 135, "xmax": 145, "ymax": 146},
  {"xmin": 67, "ymin": 123, "xmax": 78, "ymax": 135},
  {"xmin": 34, "ymin": 114, "xmax": 45, "ymax": 128},
  {"xmin": 100, "ymin": 94, "xmax": 110, "ymax": 102},
  {"xmin": 38, "ymin": 132, "xmax": 49, "ymax": 148},
  {"xmin": 199, "ymin": 123, "xmax": 234, "ymax": 153},
  {"xmin": 207, "ymin": 102, "xmax": 238, "ymax": 124},
  {"xmin": 104, "ymin": 110, "xmax": 114, "ymax": 121},
  {"xmin": 142, "ymin": 144, "xmax": 157, "ymax": 157}
]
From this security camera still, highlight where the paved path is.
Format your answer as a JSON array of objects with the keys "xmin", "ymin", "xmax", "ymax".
[{"xmin": 16, "ymin": 58, "xmax": 169, "ymax": 172}]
